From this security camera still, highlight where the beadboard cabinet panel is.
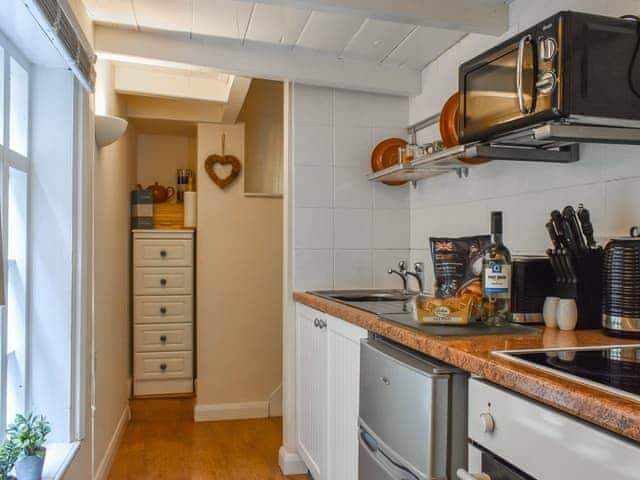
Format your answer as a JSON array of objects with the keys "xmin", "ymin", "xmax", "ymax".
[{"xmin": 295, "ymin": 303, "xmax": 366, "ymax": 480}]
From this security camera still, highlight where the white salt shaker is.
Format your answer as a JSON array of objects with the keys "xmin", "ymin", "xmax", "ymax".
[
  {"xmin": 542, "ymin": 296, "xmax": 560, "ymax": 328},
  {"xmin": 556, "ymin": 298, "xmax": 578, "ymax": 331}
]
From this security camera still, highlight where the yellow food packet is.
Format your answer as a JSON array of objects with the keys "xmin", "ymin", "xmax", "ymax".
[{"xmin": 416, "ymin": 292, "xmax": 478, "ymax": 325}]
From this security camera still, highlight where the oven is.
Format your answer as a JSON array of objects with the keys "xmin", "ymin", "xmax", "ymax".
[
  {"xmin": 462, "ymin": 377, "xmax": 640, "ymax": 480},
  {"xmin": 459, "ymin": 11, "xmax": 640, "ymax": 143}
]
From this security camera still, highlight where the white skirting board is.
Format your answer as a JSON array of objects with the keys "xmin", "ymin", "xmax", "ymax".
[
  {"xmin": 193, "ymin": 401, "xmax": 271, "ymax": 422},
  {"xmin": 94, "ymin": 404, "xmax": 131, "ymax": 480},
  {"xmin": 278, "ymin": 446, "xmax": 308, "ymax": 475}
]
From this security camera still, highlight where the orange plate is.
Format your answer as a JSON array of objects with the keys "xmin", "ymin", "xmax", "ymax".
[
  {"xmin": 439, "ymin": 92, "xmax": 489, "ymax": 165},
  {"xmin": 371, "ymin": 138, "xmax": 408, "ymax": 186}
]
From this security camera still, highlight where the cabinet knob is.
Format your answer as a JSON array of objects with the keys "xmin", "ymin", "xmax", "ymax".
[
  {"xmin": 160, "ymin": 363, "xmax": 167, "ymax": 371},
  {"xmin": 314, "ymin": 318, "xmax": 320, "ymax": 328},
  {"xmin": 160, "ymin": 278, "xmax": 167, "ymax": 286},
  {"xmin": 160, "ymin": 307, "xmax": 167, "ymax": 315},
  {"xmin": 479, "ymin": 412, "xmax": 495, "ymax": 433},
  {"xmin": 160, "ymin": 250, "xmax": 167, "ymax": 257},
  {"xmin": 160, "ymin": 335, "xmax": 167, "ymax": 342}
]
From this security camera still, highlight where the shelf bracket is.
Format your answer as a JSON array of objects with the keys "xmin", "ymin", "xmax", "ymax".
[{"xmin": 472, "ymin": 144, "xmax": 579, "ymax": 163}]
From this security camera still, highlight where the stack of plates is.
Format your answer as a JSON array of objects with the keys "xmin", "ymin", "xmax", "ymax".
[{"xmin": 603, "ymin": 238, "xmax": 640, "ymax": 319}]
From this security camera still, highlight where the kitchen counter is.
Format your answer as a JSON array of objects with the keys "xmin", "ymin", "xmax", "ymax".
[{"xmin": 294, "ymin": 291, "xmax": 640, "ymax": 443}]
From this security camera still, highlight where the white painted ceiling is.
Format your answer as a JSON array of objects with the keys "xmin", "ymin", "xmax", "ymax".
[{"xmin": 82, "ymin": 0, "xmax": 467, "ymax": 70}]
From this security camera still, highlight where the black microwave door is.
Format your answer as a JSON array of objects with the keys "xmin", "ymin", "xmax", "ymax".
[
  {"xmin": 461, "ymin": 45, "xmax": 528, "ymax": 138},
  {"xmin": 563, "ymin": 12, "xmax": 640, "ymax": 120},
  {"xmin": 459, "ymin": 36, "xmax": 556, "ymax": 143}
]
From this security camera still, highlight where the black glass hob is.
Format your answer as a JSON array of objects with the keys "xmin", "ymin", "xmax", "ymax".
[{"xmin": 495, "ymin": 346, "xmax": 640, "ymax": 400}]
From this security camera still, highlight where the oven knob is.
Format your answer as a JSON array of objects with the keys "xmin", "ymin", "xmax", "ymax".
[
  {"xmin": 536, "ymin": 71, "xmax": 557, "ymax": 95},
  {"xmin": 539, "ymin": 37, "xmax": 557, "ymax": 61},
  {"xmin": 480, "ymin": 412, "xmax": 495, "ymax": 433}
]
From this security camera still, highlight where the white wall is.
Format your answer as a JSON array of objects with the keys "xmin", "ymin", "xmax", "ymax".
[
  {"xmin": 92, "ymin": 59, "xmax": 137, "ymax": 479},
  {"xmin": 136, "ymin": 133, "xmax": 196, "ymax": 189},
  {"xmin": 409, "ymin": 0, "xmax": 640, "ymax": 289},
  {"xmin": 195, "ymin": 123, "xmax": 284, "ymax": 421},
  {"xmin": 292, "ymin": 84, "xmax": 411, "ymax": 291}
]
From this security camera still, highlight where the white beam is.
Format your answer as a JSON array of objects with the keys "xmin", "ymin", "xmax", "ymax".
[
  {"xmin": 237, "ymin": 0, "xmax": 508, "ymax": 35},
  {"xmin": 95, "ymin": 25, "xmax": 420, "ymax": 96},
  {"xmin": 222, "ymin": 77, "xmax": 252, "ymax": 124},
  {"xmin": 114, "ymin": 64, "xmax": 232, "ymax": 103}
]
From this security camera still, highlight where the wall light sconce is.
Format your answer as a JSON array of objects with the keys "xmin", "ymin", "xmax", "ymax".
[{"xmin": 95, "ymin": 114, "xmax": 128, "ymax": 148}]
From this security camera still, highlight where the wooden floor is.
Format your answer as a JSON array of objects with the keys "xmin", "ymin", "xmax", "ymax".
[{"xmin": 107, "ymin": 398, "xmax": 309, "ymax": 480}]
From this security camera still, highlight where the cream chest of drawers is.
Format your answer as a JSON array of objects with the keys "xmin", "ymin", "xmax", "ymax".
[{"xmin": 132, "ymin": 230, "xmax": 195, "ymax": 396}]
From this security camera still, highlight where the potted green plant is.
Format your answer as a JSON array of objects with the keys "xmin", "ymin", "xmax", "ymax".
[
  {"xmin": 0, "ymin": 439, "xmax": 19, "ymax": 480},
  {"xmin": 7, "ymin": 414, "xmax": 50, "ymax": 480}
]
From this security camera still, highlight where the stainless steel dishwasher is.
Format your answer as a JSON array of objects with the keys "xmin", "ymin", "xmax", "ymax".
[{"xmin": 359, "ymin": 336, "xmax": 467, "ymax": 480}]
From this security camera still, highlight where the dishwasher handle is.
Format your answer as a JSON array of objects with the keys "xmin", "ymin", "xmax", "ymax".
[{"xmin": 457, "ymin": 468, "xmax": 491, "ymax": 480}]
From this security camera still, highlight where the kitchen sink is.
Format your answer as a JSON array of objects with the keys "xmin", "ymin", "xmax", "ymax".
[
  {"xmin": 310, "ymin": 290, "xmax": 418, "ymax": 315},
  {"xmin": 312, "ymin": 289, "xmax": 417, "ymax": 303}
]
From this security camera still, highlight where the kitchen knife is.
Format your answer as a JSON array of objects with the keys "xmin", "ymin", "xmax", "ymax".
[
  {"xmin": 550, "ymin": 210, "xmax": 567, "ymax": 248},
  {"xmin": 547, "ymin": 249, "xmax": 563, "ymax": 285},
  {"xmin": 576, "ymin": 203, "xmax": 597, "ymax": 248},
  {"xmin": 558, "ymin": 206, "xmax": 585, "ymax": 256},
  {"xmin": 545, "ymin": 221, "xmax": 561, "ymax": 249},
  {"xmin": 561, "ymin": 248, "xmax": 578, "ymax": 284}
]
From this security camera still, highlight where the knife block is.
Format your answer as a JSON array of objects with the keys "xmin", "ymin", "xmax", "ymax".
[{"xmin": 547, "ymin": 249, "xmax": 603, "ymax": 330}]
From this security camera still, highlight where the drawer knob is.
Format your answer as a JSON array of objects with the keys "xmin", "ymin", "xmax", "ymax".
[
  {"xmin": 160, "ymin": 335, "xmax": 167, "ymax": 342},
  {"xmin": 160, "ymin": 363, "xmax": 167, "ymax": 371},
  {"xmin": 160, "ymin": 250, "xmax": 167, "ymax": 257},
  {"xmin": 160, "ymin": 278, "xmax": 167, "ymax": 286},
  {"xmin": 160, "ymin": 307, "xmax": 167, "ymax": 315},
  {"xmin": 480, "ymin": 412, "xmax": 495, "ymax": 433}
]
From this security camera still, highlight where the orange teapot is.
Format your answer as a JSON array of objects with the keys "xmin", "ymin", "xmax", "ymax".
[{"xmin": 137, "ymin": 182, "xmax": 175, "ymax": 203}]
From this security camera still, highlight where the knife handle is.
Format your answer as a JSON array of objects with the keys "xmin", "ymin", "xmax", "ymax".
[
  {"xmin": 545, "ymin": 221, "xmax": 561, "ymax": 249},
  {"xmin": 560, "ymin": 218, "xmax": 580, "ymax": 257},
  {"xmin": 562, "ymin": 205, "xmax": 587, "ymax": 253},
  {"xmin": 550, "ymin": 210, "xmax": 566, "ymax": 246},
  {"xmin": 577, "ymin": 204, "xmax": 596, "ymax": 248}
]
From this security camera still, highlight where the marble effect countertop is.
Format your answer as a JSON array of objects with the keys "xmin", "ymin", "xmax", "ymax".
[{"xmin": 294, "ymin": 291, "xmax": 640, "ymax": 444}]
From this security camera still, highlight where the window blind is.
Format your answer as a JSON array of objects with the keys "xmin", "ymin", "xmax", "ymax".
[{"xmin": 24, "ymin": 0, "xmax": 96, "ymax": 91}]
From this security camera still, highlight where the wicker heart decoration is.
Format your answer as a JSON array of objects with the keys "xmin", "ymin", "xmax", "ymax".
[{"xmin": 205, "ymin": 134, "xmax": 242, "ymax": 189}]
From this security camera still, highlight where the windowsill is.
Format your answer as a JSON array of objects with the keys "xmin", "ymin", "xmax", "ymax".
[{"xmin": 42, "ymin": 441, "xmax": 80, "ymax": 480}]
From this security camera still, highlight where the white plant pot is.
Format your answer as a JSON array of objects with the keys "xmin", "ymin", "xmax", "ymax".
[{"xmin": 15, "ymin": 449, "xmax": 45, "ymax": 480}]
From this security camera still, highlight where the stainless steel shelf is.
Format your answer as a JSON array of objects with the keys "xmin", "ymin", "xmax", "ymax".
[{"xmin": 368, "ymin": 122, "xmax": 640, "ymax": 185}]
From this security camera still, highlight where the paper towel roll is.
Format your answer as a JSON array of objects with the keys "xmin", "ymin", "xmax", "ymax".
[{"xmin": 184, "ymin": 191, "xmax": 197, "ymax": 228}]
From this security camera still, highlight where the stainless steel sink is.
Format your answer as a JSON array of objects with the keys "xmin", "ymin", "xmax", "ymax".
[{"xmin": 310, "ymin": 289, "xmax": 418, "ymax": 315}]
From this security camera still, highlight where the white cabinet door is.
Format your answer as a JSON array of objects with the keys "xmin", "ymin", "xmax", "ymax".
[
  {"xmin": 296, "ymin": 304, "xmax": 329, "ymax": 480},
  {"xmin": 327, "ymin": 314, "xmax": 367, "ymax": 480}
]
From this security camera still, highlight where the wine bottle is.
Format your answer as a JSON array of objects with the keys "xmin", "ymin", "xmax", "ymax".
[{"xmin": 482, "ymin": 211, "xmax": 512, "ymax": 324}]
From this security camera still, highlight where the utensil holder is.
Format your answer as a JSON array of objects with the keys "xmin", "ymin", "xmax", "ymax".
[{"xmin": 547, "ymin": 248, "xmax": 603, "ymax": 329}]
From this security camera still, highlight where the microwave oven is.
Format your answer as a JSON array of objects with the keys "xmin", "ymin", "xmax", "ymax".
[{"xmin": 458, "ymin": 11, "xmax": 640, "ymax": 144}]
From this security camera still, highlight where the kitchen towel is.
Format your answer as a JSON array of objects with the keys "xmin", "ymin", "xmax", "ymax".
[{"xmin": 184, "ymin": 191, "xmax": 197, "ymax": 228}]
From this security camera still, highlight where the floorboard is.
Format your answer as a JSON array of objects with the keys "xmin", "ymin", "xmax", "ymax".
[{"xmin": 107, "ymin": 398, "xmax": 309, "ymax": 480}]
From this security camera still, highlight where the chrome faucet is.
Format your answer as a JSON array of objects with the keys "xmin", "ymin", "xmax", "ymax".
[
  {"xmin": 388, "ymin": 261, "xmax": 409, "ymax": 294},
  {"xmin": 406, "ymin": 262, "xmax": 425, "ymax": 294}
]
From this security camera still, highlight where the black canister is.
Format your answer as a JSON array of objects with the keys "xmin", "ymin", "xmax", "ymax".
[{"xmin": 603, "ymin": 238, "xmax": 640, "ymax": 338}]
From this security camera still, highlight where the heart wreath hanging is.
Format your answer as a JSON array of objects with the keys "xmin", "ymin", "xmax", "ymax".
[{"xmin": 205, "ymin": 133, "xmax": 242, "ymax": 189}]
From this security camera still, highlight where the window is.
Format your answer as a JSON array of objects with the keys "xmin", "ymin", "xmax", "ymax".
[{"xmin": 0, "ymin": 34, "xmax": 30, "ymax": 433}]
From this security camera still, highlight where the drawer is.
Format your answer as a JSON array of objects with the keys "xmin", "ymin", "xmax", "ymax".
[
  {"xmin": 134, "ymin": 267, "xmax": 193, "ymax": 295},
  {"xmin": 134, "ymin": 351, "xmax": 193, "ymax": 380},
  {"xmin": 134, "ymin": 323, "xmax": 193, "ymax": 352},
  {"xmin": 134, "ymin": 239, "xmax": 193, "ymax": 267},
  {"xmin": 134, "ymin": 296, "xmax": 193, "ymax": 324}
]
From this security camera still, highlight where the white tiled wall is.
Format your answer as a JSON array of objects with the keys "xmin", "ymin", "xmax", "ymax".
[
  {"xmin": 292, "ymin": 84, "xmax": 410, "ymax": 291},
  {"xmin": 410, "ymin": 0, "xmax": 640, "ymax": 291}
]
